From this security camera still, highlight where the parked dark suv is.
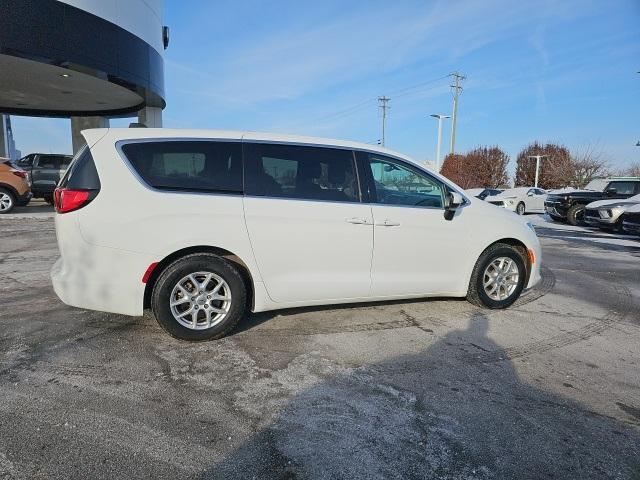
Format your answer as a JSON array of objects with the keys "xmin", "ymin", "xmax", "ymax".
[
  {"xmin": 544, "ymin": 178, "xmax": 640, "ymax": 225},
  {"xmin": 16, "ymin": 153, "xmax": 73, "ymax": 203}
]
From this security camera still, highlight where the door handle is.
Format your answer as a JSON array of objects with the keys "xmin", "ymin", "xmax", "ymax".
[
  {"xmin": 346, "ymin": 217, "xmax": 370, "ymax": 225},
  {"xmin": 376, "ymin": 219, "xmax": 400, "ymax": 227}
]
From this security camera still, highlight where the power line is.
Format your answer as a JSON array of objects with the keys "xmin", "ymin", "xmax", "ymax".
[
  {"xmin": 313, "ymin": 74, "xmax": 450, "ymax": 124},
  {"xmin": 314, "ymin": 98, "xmax": 377, "ymax": 122},
  {"xmin": 386, "ymin": 74, "xmax": 450, "ymax": 99}
]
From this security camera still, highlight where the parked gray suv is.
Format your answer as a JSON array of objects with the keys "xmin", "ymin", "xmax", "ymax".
[{"xmin": 16, "ymin": 153, "xmax": 72, "ymax": 203}]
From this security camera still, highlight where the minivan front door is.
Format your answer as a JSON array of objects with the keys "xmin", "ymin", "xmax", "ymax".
[
  {"xmin": 243, "ymin": 143, "xmax": 373, "ymax": 304},
  {"xmin": 362, "ymin": 154, "xmax": 470, "ymax": 297}
]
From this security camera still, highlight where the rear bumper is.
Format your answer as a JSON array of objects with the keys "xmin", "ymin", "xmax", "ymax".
[
  {"xmin": 51, "ymin": 240, "xmax": 154, "ymax": 317},
  {"xmin": 15, "ymin": 190, "xmax": 32, "ymax": 206}
]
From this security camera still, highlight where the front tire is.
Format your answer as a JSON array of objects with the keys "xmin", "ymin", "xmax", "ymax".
[
  {"xmin": 0, "ymin": 188, "xmax": 15, "ymax": 214},
  {"xmin": 566, "ymin": 204, "xmax": 585, "ymax": 226},
  {"xmin": 516, "ymin": 202, "xmax": 526, "ymax": 215},
  {"xmin": 467, "ymin": 243, "xmax": 527, "ymax": 309},
  {"xmin": 151, "ymin": 253, "xmax": 247, "ymax": 341}
]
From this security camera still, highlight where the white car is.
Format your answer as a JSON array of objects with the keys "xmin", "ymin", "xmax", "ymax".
[
  {"xmin": 51, "ymin": 129, "xmax": 541, "ymax": 341},
  {"xmin": 487, "ymin": 187, "xmax": 547, "ymax": 215},
  {"xmin": 584, "ymin": 194, "xmax": 640, "ymax": 232}
]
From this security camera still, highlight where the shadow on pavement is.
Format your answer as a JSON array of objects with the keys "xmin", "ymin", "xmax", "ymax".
[{"xmin": 202, "ymin": 313, "xmax": 640, "ymax": 479}]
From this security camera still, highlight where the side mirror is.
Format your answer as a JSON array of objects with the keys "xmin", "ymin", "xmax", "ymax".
[
  {"xmin": 604, "ymin": 187, "xmax": 617, "ymax": 196},
  {"xmin": 444, "ymin": 192, "xmax": 464, "ymax": 220},
  {"xmin": 527, "ymin": 191, "xmax": 534, "ymax": 197}
]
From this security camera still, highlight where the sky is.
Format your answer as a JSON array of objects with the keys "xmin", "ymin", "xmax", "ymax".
[{"xmin": 9, "ymin": 0, "xmax": 640, "ymax": 176}]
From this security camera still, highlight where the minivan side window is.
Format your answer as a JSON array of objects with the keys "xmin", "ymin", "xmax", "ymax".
[
  {"xmin": 367, "ymin": 155, "xmax": 445, "ymax": 208},
  {"xmin": 244, "ymin": 143, "xmax": 359, "ymax": 202},
  {"xmin": 121, "ymin": 141, "xmax": 243, "ymax": 193}
]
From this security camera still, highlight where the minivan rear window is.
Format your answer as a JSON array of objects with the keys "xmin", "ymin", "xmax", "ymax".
[{"xmin": 121, "ymin": 141, "xmax": 243, "ymax": 194}]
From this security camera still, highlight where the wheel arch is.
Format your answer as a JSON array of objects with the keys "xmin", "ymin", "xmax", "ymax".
[
  {"xmin": 143, "ymin": 245, "xmax": 256, "ymax": 311},
  {"xmin": 0, "ymin": 182, "xmax": 19, "ymax": 198},
  {"xmin": 482, "ymin": 238, "xmax": 531, "ymax": 285}
]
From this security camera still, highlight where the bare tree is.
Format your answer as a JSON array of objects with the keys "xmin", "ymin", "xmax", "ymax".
[
  {"xmin": 440, "ymin": 147, "xmax": 510, "ymax": 189},
  {"xmin": 569, "ymin": 145, "xmax": 610, "ymax": 188},
  {"xmin": 515, "ymin": 142, "xmax": 573, "ymax": 189},
  {"xmin": 623, "ymin": 162, "xmax": 640, "ymax": 177},
  {"xmin": 466, "ymin": 146, "xmax": 510, "ymax": 188},
  {"xmin": 440, "ymin": 154, "xmax": 475, "ymax": 189}
]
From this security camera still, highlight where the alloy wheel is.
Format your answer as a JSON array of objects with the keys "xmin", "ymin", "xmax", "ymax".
[
  {"xmin": 0, "ymin": 193, "xmax": 13, "ymax": 212},
  {"xmin": 483, "ymin": 257, "xmax": 520, "ymax": 301},
  {"xmin": 169, "ymin": 271, "xmax": 232, "ymax": 330}
]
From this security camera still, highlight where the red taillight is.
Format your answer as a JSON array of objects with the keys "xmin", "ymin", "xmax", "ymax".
[
  {"xmin": 53, "ymin": 188, "xmax": 90, "ymax": 214},
  {"xmin": 11, "ymin": 170, "xmax": 27, "ymax": 178}
]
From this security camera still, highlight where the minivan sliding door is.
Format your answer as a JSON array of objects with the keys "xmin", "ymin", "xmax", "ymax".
[{"xmin": 243, "ymin": 143, "xmax": 373, "ymax": 304}]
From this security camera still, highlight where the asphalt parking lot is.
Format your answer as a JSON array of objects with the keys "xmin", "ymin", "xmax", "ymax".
[{"xmin": 1, "ymin": 210, "xmax": 639, "ymax": 479}]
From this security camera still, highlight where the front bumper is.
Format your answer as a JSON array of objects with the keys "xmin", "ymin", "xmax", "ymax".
[
  {"xmin": 544, "ymin": 201, "xmax": 568, "ymax": 218},
  {"xmin": 622, "ymin": 215, "xmax": 640, "ymax": 236},
  {"xmin": 584, "ymin": 208, "xmax": 621, "ymax": 229}
]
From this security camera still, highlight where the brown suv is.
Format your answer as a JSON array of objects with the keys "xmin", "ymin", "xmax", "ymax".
[{"xmin": 0, "ymin": 158, "xmax": 32, "ymax": 213}]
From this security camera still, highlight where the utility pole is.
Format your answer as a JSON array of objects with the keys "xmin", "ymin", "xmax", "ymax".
[
  {"xmin": 430, "ymin": 114, "xmax": 450, "ymax": 171},
  {"xmin": 528, "ymin": 155, "xmax": 547, "ymax": 187},
  {"xmin": 449, "ymin": 72, "xmax": 465, "ymax": 154},
  {"xmin": 378, "ymin": 96, "xmax": 390, "ymax": 147}
]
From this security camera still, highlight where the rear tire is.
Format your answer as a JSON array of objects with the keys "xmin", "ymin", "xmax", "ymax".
[
  {"xmin": 467, "ymin": 243, "xmax": 527, "ymax": 309},
  {"xmin": 0, "ymin": 188, "xmax": 15, "ymax": 214},
  {"xmin": 151, "ymin": 253, "xmax": 247, "ymax": 341},
  {"xmin": 566, "ymin": 204, "xmax": 585, "ymax": 226}
]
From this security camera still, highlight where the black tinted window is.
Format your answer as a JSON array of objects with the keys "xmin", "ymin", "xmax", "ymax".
[
  {"xmin": 37, "ymin": 155, "xmax": 59, "ymax": 168},
  {"xmin": 59, "ymin": 147, "xmax": 100, "ymax": 190},
  {"xmin": 121, "ymin": 141, "xmax": 243, "ymax": 193},
  {"xmin": 608, "ymin": 181, "xmax": 637, "ymax": 195},
  {"xmin": 245, "ymin": 143, "xmax": 359, "ymax": 202},
  {"xmin": 17, "ymin": 156, "xmax": 33, "ymax": 167}
]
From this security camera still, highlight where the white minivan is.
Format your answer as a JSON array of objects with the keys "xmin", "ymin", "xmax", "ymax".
[{"xmin": 52, "ymin": 129, "xmax": 541, "ymax": 341}]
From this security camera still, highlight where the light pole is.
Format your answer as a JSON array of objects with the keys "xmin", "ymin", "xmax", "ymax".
[
  {"xmin": 528, "ymin": 155, "xmax": 548, "ymax": 188},
  {"xmin": 430, "ymin": 114, "xmax": 450, "ymax": 171}
]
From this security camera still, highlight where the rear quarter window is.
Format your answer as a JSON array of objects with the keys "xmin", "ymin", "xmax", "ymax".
[
  {"xmin": 121, "ymin": 141, "xmax": 243, "ymax": 193},
  {"xmin": 58, "ymin": 147, "xmax": 100, "ymax": 190}
]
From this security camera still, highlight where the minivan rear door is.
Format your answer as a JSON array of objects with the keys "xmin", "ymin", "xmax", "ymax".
[{"xmin": 243, "ymin": 142, "xmax": 373, "ymax": 304}]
